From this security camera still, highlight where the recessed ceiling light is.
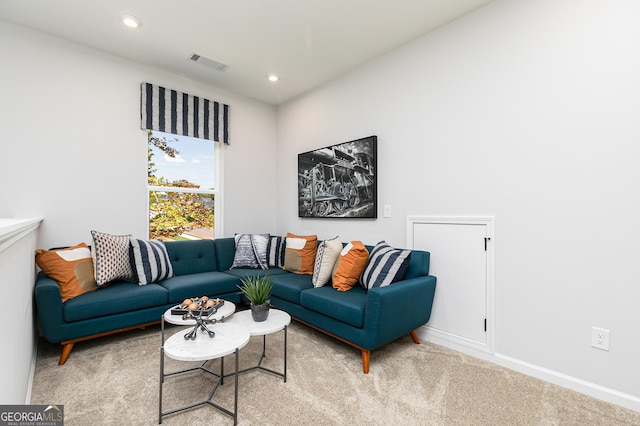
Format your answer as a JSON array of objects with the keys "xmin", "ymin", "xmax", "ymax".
[
  {"xmin": 267, "ymin": 74, "xmax": 279, "ymax": 82},
  {"xmin": 120, "ymin": 14, "xmax": 142, "ymax": 29}
]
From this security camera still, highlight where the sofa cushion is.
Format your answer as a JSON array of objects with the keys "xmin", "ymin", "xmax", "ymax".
[
  {"xmin": 164, "ymin": 239, "xmax": 217, "ymax": 276},
  {"xmin": 213, "ymin": 238, "xmax": 236, "ymax": 271},
  {"xmin": 91, "ymin": 230, "xmax": 136, "ymax": 286},
  {"xmin": 35, "ymin": 242, "xmax": 98, "ymax": 302},
  {"xmin": 283, "ymin": 233, "xmax": 317, "ymax": 275},
  {"xmin": 158, "ymin": 271, "xmax": 240, "ymax": 303},
  {"xmin": 312, "ymin": 236, "xmax": 342, "ymax": 288},
  {"xmin": 223, "ymin": 267, "xmax": 288, "ymax": 279},
  {"xmin": 270, "ymin": 273, "xmax": 313, "ymax": 304},
  {"xmin": 63, "ymin": 281, "xmax": 169, "ymax": 322},
  {"xmin": 360, "ymin": 241, "xmax": 412, "ymax": 289},
  {"xmin": 230, "ymin": 233, "xmax": 269, "ymax": 269},
  {"xmin": 300, "ymin": 286, "xmax": 367, "ymax": 328},
  {"xmin": 404, "ymin": 250, "xmax": 430, "ymax": 279},
  {"xmin": 267, "ymin": 236, "xmax": 285, "ymax": 268},
  {"xmin": 332, "ymin": 241, "xmax": 369, "ymax": 291},
  {"xmin": 129, "ymin": 239, "xmax": 174, "ymax": 285}
]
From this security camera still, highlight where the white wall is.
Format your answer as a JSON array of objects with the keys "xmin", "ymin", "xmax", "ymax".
[
  {"xmin": 276, "ymin": 0, "xmax": 640, "ymax": 409},
  {"xmin": 0, "ymin": 20, "xmax": 278, "ymax": 250},
  {"xmin": 0, "ymin": 219, "xmax": 42, "ymax": 404}
]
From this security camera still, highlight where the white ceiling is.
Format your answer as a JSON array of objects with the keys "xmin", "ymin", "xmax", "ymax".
[{"xmin": 0, "ymin": 0, "xmax": 493, "ymax": 105}]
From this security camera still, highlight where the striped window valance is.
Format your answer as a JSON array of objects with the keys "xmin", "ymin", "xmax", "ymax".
[{"xmin": 140, "ymin": 82, "xmax": 229, "ymax": 144}]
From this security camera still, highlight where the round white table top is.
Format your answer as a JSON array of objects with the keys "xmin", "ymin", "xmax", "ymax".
[
  {"xmin": 163, "ymin": 300, "xmax": 236, "ymax": 325},
  {"xmin": 163, "ymin": 322, "xmax": 250, "ymax": 362},
  {"xmin": 226, "ymin": 309, "xmax": 291, "ymax": 336}
]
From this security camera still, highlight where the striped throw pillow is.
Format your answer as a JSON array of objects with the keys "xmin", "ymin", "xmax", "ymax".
[
  {"xmin": 129, "ymin": 239, "xmax": 174, "ymax": 285},
  {"xmin": 360, "ymin": 241, "xmax": 412, "ymax": 290},
  {"xmin": 267, "ymin": 236, "xmax": 285, "ymax": 268}
]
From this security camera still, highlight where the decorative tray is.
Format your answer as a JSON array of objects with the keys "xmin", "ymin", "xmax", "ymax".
[{"xmin": 170, "ymin": 297, "xmax": 224, "ymax": 316}]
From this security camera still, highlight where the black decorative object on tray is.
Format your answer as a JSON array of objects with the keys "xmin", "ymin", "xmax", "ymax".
[{"xmin": 173, "ymin": 297, "xmax": 225, "ymax": 340}]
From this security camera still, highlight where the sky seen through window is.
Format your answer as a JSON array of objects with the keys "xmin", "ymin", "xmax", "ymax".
[{"xmin": 150, "ymin": 131, "xmax": 215, "ymax": 189}]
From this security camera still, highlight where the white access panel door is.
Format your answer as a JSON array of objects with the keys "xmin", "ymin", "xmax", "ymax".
[{"xmin": 407, "ymin": 216, "xmax": 494, "ymax": 354}]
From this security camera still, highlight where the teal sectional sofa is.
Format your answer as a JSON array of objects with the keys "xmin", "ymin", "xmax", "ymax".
[{"xmin": 34, "ymin": 238, "xmax": 437, "ymax": 372}]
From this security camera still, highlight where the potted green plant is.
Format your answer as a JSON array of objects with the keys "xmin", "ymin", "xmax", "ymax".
[{"xmin": 237, "ymin": 275, "xmax": 273, "ymax": 322}]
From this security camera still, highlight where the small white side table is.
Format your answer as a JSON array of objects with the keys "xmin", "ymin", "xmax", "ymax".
[
  {"xmin": 226, "ymin": 309, "xmax": 291, "ymax": 382},
  {"xmin": 159, "ymin": 311, "xmax": 249, "ymax": 425}
]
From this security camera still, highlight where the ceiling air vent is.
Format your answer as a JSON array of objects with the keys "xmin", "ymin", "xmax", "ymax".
[{"xmin": 189, "ymin": 53, "xmax": 230, "ymax": 72}]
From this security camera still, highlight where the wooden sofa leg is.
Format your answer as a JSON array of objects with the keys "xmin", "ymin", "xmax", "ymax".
[
  {"xmin": 361, "ymin": 349, "xmax": 371, "ymax": 374},
  {"xmin": 410, "ymin": 330, "xmax": 420, "ymax": 344},
  {"xmin": 58, "ymin": 343, "xmax": 74, "ymax": 365}
]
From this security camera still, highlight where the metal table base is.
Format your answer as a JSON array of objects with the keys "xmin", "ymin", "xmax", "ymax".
[
  {"xmin": 159, "ymin": 318, "xmax": 241, "ymax": 425},
  {"xmin": 227, "ymin": 324, "xmax": 288, "ymax": 382}
]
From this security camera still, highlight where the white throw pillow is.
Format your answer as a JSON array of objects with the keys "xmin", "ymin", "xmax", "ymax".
[{"xmin": 312, "ymin": 236, "xmax": 342, "ymax": 287}]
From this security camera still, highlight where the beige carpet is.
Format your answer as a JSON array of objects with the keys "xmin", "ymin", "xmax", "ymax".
[{"xmin": 30, "ymin": 320, "xmax": 640, "ymax": 425}]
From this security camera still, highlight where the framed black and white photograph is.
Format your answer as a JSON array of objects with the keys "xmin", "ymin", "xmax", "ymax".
[{"xmin": 298, "ymin": 135, "xmax": 377, "ymax": 218}]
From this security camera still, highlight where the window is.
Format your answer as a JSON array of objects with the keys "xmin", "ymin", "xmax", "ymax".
[{"xmin": 147, "ymin": 130, "xmax": 221, "ymax": 240}]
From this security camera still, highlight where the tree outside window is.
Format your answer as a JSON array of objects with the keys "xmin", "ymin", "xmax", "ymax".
[{"xmin": 148, "ymin": 131, "xmax": 216, "ymax": 240}]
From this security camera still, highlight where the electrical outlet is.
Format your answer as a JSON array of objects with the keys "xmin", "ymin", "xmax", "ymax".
[{"xmin": 591, "ymin": 327, "xmax": 610, "ymax": 351}]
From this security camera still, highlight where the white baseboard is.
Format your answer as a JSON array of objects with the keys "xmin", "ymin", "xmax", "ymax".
[
  {"xmin": 26, "ymin": 333, "xmax": 38, "ymax": 404},
  {"xmin": 416, "ymin": 328, "xmax": 640, "ymax": 413},
  {"xmin": 417, "ymin": 325, "xmax": 493, "ymax": 356},
  {"xmin": 493, "ymin": 353, "xmax": 640, "ymax": 413}
]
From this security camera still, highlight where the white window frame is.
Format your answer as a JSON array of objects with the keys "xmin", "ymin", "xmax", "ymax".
[{"xmin": 146, "ymin": 136, "xmax": 224, "ymax": 239}]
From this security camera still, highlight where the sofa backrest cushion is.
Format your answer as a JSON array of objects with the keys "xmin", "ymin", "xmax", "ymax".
[
  {"xmin": 404, "ymin": 250, "xmax": 430, "ymax": 278},
  {"xmin": 213, "ymin": 238, "xmax": 236, "ymax": 271},
  {"xmin": 164, "ymin": 240, "xmax": 217, "ymax": 276}
]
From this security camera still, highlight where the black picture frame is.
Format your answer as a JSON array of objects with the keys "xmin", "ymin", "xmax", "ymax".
[{"xmin": 298, "ymin": 135, "xmax": 377, "ymax": 218}]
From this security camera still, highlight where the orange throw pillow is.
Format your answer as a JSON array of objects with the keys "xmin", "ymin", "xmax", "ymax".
[
  {"xmin": 332, "ymin": 241, "xmax": 369, "ymax": 291},
  {"xmin": 283, "ymin": 233, "xmax": 318, "ymax": 275},
  {"xmin": 35, "ymin": 242, "xmax": 98, "ymax": 302}
]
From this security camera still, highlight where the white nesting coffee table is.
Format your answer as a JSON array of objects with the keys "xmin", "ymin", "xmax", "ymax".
[
  {"xmin": 159, "ymin": 301, "xmax": 247, "ymax": 425},
  {"xmin": 226, "ymin": 308, "xmax": 291, "ymax": 382}
]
